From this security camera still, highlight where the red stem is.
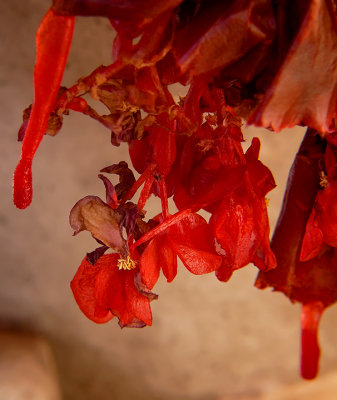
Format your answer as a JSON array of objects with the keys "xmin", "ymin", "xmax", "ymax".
[
  {"xmin": 137, "ymin": 176, "xmax": 155, "ymax": 211},
  {"xmin": 300, "ymin": 302, "xmax": 325, "ymax": 380},
  {"xmin": 158, "ymin": 176, "xmax": 169, "ymax": 219},
  {"xmin": 130, "ymin": 209, "xmax": 192, "ymax": 251},
  {"xmin": 56, "ymin": 61, "xmax": 123, "ymax": 111},
  {"xmin": 13, "ymin": 8, "xmax": 75, "ymax": 209},
  {"xmin": 120, "ymin": 163, "xmax": 156, "ymax": 204}
]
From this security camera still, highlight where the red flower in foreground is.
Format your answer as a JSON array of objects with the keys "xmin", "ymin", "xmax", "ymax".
[{"xmin": 71, "ymin": 254, "xmax": 156, "ymax": 327}]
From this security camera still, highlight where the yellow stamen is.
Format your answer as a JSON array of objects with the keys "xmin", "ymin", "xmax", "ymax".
[
  {"xmin": 117, "ymin": 256, "xmax": 137, "ymax": 271},
  {"xmin": 319, "ymin": 171, "xmax": 328, "ymax": 188}
]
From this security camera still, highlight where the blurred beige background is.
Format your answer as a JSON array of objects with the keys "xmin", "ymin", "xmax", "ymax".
[{"xmin": 1, "ymin": 1, "xmax": 337, "ymax": 399}]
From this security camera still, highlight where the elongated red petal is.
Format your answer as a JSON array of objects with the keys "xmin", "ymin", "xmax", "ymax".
[
  {"xmin": 13, "ymin": 8, "xmax": 74, "ymax": 208},
  {"xmin": 301, "ymin": 302, "xmax": 324, "ymax": 380}
]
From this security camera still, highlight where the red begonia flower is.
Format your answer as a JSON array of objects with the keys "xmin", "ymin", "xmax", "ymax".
[
  {"xmin": 71, "ymin": 254, "xmax": 155, "ymax": 327},
  {"xmin": 174, "ymin": 122, "xmax": 247, "ymax": 211},
  {"xmin": 210, "ymin": 137, "xmax": 276, "ymax": 280},
  {"xmin": 139, "ymin": 212, "xmax": 222, "ymax": 289}
]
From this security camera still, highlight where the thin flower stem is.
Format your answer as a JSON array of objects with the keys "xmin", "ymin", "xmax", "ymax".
[
  {"xmin": 130, "ymin": 209, "xmax": 192, "ymax": 251},
  {"xmin": 121, "ymin": 163, "xmax": 156, "ymax": 204},
  {"xmin": 56, "ymin": 60, "xmax": 123, "ymax": 111},
  {"xmin": 158, "ymin": 176, "xmax": 169, "ymax": 219},
  {"xmin": 137, "ymin": 176, "xmax": 154, "ymax": 210}
]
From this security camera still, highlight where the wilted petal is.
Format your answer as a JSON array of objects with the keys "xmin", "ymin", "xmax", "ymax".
[
  {"xmin": 100, "ymin": 161, "xmax": 136, "ymax": 199},
  {"xmin": 86, "ymin": 245, "xmax": 109, "ymax": 266},
  {"xmin": 69, "ymin": 195, "xmax": 126, "ymax": 255}
]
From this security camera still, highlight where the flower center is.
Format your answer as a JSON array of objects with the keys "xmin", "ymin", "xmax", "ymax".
[{"xmin": 117, "ymin": 255, "xmax": 137, "ymax": 271}]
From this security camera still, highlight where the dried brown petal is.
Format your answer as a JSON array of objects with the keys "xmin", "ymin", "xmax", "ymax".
[{"xmin": 69, "ymin": 195, "xmax": 126, "ymax": 255}]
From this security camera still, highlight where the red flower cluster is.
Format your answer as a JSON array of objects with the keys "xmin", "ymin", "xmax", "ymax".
[{"xmin": 13, "ymin": 0, "xmax": 337, "ymax": 380}]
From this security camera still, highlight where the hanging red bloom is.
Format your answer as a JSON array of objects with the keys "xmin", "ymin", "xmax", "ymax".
[
  {"xmin": 210, "ymin": 137, "xmax": 276, "ymax": 280},
  {"xmin": 71, "ymin": 254, "xmax": 155, "ymax": 327},
  {"xmin": 256, "ymin": 130, "xmax": 337, "ymax": 380}
]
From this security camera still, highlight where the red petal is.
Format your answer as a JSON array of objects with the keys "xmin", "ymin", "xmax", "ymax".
[
  {"xmin": 301, "ymin": 302, "xmax": 324, "ymax": 380},
  {"xmin": 94, "ymin": 255, "xmax": 153, "ymax": 328},
  {"xmin": 173, "ymin": 0, "xmax": 275, "ymax": 80},
  {"xmin": 210, "ymin": 195, "xmax": 256, "ymax": 271},
  {"xmin": 318, "ymin": 183, "xmax": 337, "ymax": 247},
  {"xmin": 249, "ymin": 0, "xmax": 337, "ymax": 133},
  {"xmin": 152, "ymin": 117, "xmax": 177, "ymax": 176},
  {"xmin": 70, "ymin": 256, "xmax": 114, "ymax": 324},
  {"xmin": 169, "ymin": 213, "xmax": 222, "ymax": 274},
  {"xmin": 139, "ymin": 234, "xmax": 177, "ymax": 288},
  {"xmin": 300, "ymin": 207, "xmax": 324, "ymax": 262}
]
